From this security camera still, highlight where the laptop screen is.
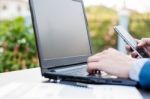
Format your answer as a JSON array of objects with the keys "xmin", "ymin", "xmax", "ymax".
[{"xmin": 30, "ymin": 0, "xmax": 91, "ymax": 68}]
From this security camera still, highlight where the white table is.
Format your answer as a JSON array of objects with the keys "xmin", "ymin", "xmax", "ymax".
[{"xmin": 0, "ymin": 68, "xmax": 150, "ymax": 99}]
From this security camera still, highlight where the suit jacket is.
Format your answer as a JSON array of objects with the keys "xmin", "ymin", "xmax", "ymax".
[{"xmin": 139, "ymin": 60, "xmax": 150, "ymax": 89}]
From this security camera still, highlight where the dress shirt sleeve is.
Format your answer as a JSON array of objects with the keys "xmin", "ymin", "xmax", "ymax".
[{"xmin": 129, "ymin": 59, "xmax": 149, "ymax": 81}]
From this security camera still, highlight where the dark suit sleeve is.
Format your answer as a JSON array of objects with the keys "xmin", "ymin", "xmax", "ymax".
[{"xmin": 139, "ymin": 60, "xmax": 150, "ymax": 89}]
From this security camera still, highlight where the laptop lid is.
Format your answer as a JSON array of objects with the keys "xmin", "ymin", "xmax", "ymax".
[{"xmin": 29, "ymin": 0, "xmax": 92, "ymax": 69}]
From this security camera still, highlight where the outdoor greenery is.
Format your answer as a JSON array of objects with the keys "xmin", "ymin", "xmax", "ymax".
[
  {"xmin": 0, "ymin": 17, "xmax": 38, "ymax": 72},
  {"xmin": 86, "ymin": 6, "xmax": 118, "ymax": 53},
  {"xmin": 0, "ymin": 6, "xmax": 150, "ymax": 72},
  {"xmin": 129, "ymin": 13, "xmax": 150, "ymax": 39}
]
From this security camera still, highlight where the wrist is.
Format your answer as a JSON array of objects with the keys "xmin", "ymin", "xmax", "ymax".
[
  {"xmin": 129, "ymin": 58, "xmax": 149, "ymax": 81},
  {"xmin": 126, "ymin": 58, "xmax": 136, "ymax": 78}
]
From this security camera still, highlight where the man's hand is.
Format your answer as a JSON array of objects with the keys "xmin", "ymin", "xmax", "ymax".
[
  {"xmin": 87, "ymin": 48, "xmax": 135, "ymax": 78},
  {"xmin": 126, "ymin": 38, "xmax": 150, "ymax": 58}
]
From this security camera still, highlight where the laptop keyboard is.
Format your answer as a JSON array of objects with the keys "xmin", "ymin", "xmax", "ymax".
[
  {"xmin": 55, "ymin": 65, "xmax": 88, "ymax": 76},
  {"xmin": 54, "ymin": 65, "xmax": 117, "ymax": 78}
]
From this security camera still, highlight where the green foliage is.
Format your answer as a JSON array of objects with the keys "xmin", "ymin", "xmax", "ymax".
[
  {"xmin": 0, "ymin": 17, "xmax": 38, "ymax": 72},
  {"xmin": 86, "ymin": 6, "xmax": 118, "ymax": 53},
  {"xmin": 129, "ymin": 13, "xmax": 150, "ymax": 39}
]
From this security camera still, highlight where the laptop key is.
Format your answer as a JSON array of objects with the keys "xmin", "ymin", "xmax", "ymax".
[{"xmin": 56, "ymin": 66, "xmax": 88, "ymax": 76}]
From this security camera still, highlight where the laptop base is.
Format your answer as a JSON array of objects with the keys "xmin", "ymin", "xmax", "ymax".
[{"xmin": 43, "ymin": 72, "xmax": 138, "ymax": 86}]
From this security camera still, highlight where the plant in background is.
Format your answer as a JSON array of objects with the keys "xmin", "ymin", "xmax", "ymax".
[
  {"xmin": 86, "ymin": 6, "xmax": 118, "ymax": 53},
  {"xmin": 129, "ymin": 13, "xmax": 150, "ymax": 39},
  {"xmin": 0, "ymin": 17, "xmax": 38, "ymax": 72}
]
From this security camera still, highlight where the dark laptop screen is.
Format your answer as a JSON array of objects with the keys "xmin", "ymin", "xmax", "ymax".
[{"xmin": 30, "ymin": 0, "xmax": 91, "ymax": 67}]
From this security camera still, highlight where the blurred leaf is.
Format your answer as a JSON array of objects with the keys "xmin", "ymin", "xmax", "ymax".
[
  {"xmin": 0, "ymin": 17, "xmax": 39, "ymax": 73},
  {"xmin": 86, "ymin": 6, "xmax": 118, "ymax": 53}
]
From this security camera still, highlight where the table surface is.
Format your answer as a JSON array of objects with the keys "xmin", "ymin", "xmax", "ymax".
[{"xmin": 0, "ymin": 68, "xmax": 150, "ymax": 99}]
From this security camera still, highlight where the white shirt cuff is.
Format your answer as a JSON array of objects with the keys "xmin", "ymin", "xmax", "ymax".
[{"xmin": 129, "ymin": 59, "xmax": 149, "ymax": 81}]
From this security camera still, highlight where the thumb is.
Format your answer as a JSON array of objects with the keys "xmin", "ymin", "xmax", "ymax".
[
  {"xmin": 138, "ymin": 38, "xmax": 150, "ymax": 47},
  {"xmin": 138, "ymin": 41, "xmax": 146, "ymax": 47}
]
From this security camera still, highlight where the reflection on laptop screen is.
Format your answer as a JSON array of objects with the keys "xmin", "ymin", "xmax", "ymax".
[{"xmin": 32, "ymin": 0, "xmax": 91, "ymax": 60}]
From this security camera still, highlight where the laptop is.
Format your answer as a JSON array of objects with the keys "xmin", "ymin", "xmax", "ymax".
[{"xmin": 29, "ymin": 0, "xmax": 137, "ymax": 86}]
